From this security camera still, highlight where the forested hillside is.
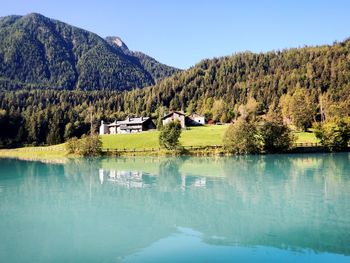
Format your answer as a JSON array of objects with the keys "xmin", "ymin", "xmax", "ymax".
[
  {"xmin": 136, "ymin": 38, "xmax": 350, "ymax": 120},
  {"xmin": 0, "ymin": 13, "xmax": 179, "ymax": 90},
  {"xmin": 0, "ymin": 36, "xmax": 349, "ymax": 147},
  {"xmin": 131, "ymin": 51, "xmax": 181, "ymax": 82}
]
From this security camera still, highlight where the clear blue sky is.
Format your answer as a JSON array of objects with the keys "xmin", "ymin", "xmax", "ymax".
[{"xmin": 1, "ymin": 0, "xmax": 349, "ymax": 69}]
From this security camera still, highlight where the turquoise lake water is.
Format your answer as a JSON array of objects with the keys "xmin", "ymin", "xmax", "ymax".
[{"xmin": 0, "ymin": 154, "xmax": 350, "ymax": 262}]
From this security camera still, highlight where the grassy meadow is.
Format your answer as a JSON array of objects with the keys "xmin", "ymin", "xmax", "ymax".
[
  {"xmin": 0, "ymin": 144, "xmax": 67, "ymax": 161},
  {"xmin": 101, "ymin": 125, "xmax": 318, "ymax": 150},
  {"xmin": 294, "ymin": 131, "xmax": 320, "ymax": 144},
  {"xmin": 101, "ymin": 125, "xmax": 227, "ymax": 150},
  {"xmin": 0, "ymin": 125, "xmax": 320, "ymax": 159}
]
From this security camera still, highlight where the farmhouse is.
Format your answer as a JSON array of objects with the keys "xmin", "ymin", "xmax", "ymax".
[
  {"xmin": 187, "ymin": 113, "xmax": 205, "ymax": 126},
  {"xmin": 162, "ymin": 111, "xmax": 206, "ymax": 128},
  {"xmin": 99, "ymin": 117, "xmax": 156, "ymax": 135},
  {"xmin": 162, "ymin": 111, "xmax": 186, "ymax": 128}
]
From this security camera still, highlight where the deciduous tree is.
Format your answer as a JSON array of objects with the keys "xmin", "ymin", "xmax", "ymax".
[
  {"xmin": 223, "ymin": 119, "xmax": 261, "ymax": 154},
  {"xmin": 159, "ymin": 121, "xmax": 182, "ymax": 150}
]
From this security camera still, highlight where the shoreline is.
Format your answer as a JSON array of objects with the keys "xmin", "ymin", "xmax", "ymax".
[{"xmin": 1, "ymin": 144, "xmax": 348, "ymax": 161}]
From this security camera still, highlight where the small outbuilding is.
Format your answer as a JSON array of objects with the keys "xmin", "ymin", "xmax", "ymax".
[{"xmin": 187, "ymin": 113, "xmax": 205, "ymax": 126}]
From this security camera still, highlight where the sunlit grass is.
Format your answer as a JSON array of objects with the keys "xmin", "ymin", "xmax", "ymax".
[
  {"xmin": 101, "ymin": 125, "xmax": 228, "ymax": 150},
  {"xmin": 101, "ymin": 125, "xmax": 321, "ymax": 150},
  {"xmin": 294, "ymin": 132, "xmax": 319, "ymax": 144},
  {"xmin": 0, "ymin": 126, "xmax": 321, "ymax": 158},
  {"xmin": 0, "ymin": 144, "xmax": 68, "ymax": 161}
]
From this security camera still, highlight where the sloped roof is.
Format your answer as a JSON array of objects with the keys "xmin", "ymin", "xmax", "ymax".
[
  {"xmin": 118, "ymin": 117, "xmax": 150, "ymax": 125},
  {"xmin": 161, "ymin": 111, "xmax": 186, "ymax": 120},
  {"xmin": 189, "ymin": 112, "xmax": 205, "ymax": 118},
  {"xmin": 108, "ymin": 120, "xmax": 118, "ymax": 127},
  {"xmin": 108, "ymin": 117, "xmax": 150, "ymax": 127}
]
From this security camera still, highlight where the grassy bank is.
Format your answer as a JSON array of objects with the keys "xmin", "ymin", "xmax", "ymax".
[
  {"xmin": 0, "ymin": 144, "xmax": 68, "ymax": 161},
  {"xmin": 0, "ymin": 126, "xmax": 320, "ymax": 159}
]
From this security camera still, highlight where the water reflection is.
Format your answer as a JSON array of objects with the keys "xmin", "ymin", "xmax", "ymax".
[
  {"xmin": 98, "ymin": 167, "xmax": 207, "ymax": 190},
  {"xmin": 99, "ymin": 168, "xmax": 155, "ymax": 189},
  {"xmin": 0, "ymin": 154, "xmax": 349, "ymax": 262}
]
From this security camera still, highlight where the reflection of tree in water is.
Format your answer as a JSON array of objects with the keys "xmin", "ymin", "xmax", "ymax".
[
  {"xmin": 157, "ymin": 157, "xmax": 184, "ymax": 192},
  {"xmin": 216, "ymin": 154, "xmax": 350, "ymax": 254}
]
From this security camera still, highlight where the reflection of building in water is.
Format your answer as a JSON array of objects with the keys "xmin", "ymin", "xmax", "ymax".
[
  {"xmin": 181, "ymin": 175, "xmax": 207, "ymax": 190},
  {"xmin": 99, "ymin": 169, "xmax": 207, "ymax": 189},
  {"xmin": 194, "ymin": 177, "xmax": 206, "ymax": 187},
  {"xmin": 99, "ymin": 169, "xmax": 104, "ymax": 184},
  {"xmin": 99, "ymin": 169, "xmax": 150, "ymax": 188}
]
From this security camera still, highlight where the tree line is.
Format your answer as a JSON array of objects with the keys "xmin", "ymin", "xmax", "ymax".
[{"xmin": 0, "ymin": 38, "xmax": 350, "ymax": 149}]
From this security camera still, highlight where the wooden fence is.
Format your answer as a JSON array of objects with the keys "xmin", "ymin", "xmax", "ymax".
[
  {"xmin": 6, "ymin": 142, "xmax": 349, "ymax": 154},
  {"xmin": 102, "ymin": 145, "xmax": 223, "ymax": 153},
  {"xmin": 102, "ymin": 143, "xmax": 325, "ymax": 154},
  {"xmin": 12, "ymin": 142, "xmax": 349, "ymax": 154},
  {"xmin": 293, "ymin": 143, "xmax": 321, "ymax": 147}
]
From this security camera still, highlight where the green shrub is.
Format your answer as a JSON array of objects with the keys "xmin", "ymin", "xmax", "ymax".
[
  {"xmin": 259, "ymin": 121, "xmax": 295, "ymax": 153},
  {"xmin": 65, "ymin": 135, "xmax": 102, "ymax": 156},
  {"xmin": 313, "ymin": 119, "xmax": 350, "ymax": 152},
  {"xmin": 66, "ymin": 137, "xmax": 79, "ymax": 154},
  {"xmin": 159, "ymin": 121, "xmax": 182, "ymax": 150},
  {"xmin": 80, "ymin": 134, "xmax": 102, "ymax": 156},
  {"xmin": 223, "ymin": 119, "xmax": 261, "ymax": 154}
]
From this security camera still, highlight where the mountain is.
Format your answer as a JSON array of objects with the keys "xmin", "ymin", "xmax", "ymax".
[
  {"xmin": 0, "ymin": 33, "xmax": 349, "ymax": 147},
  {"xmin": 0, "ymin": 13, "xmax": 179, "ymax": 90},
  {"xmin": 105, "ymin": 36, "xmax": 129, "ymax": 53},
  {"xmin": 106, "ymin": 36, "xmax": 181, "ymax": 82}
]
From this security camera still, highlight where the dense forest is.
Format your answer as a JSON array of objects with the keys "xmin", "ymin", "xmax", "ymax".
[
  {"xmin": 0, "ymin": 13, "xmax": 179, "ymax": 90},
  {"xmin": 0, "ymin": 21, "xmax": 349, "ymax": 147},
  {"xmin": 138, "ymin": 38, "xmax": 350, "ymax": 121}
]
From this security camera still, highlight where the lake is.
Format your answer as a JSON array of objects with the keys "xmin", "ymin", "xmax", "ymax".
[{"xmin": 0, "ymin": 154, "xmax": 349, "ymax": 262}]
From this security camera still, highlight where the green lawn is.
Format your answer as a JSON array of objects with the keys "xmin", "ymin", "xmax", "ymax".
[
  {"xmin": 101, "ymin": 130, "xmax": 161, "ymax": 149},
  {"xmin": 101, "ymin": 125, "xmax": 228, "ymax": 150},
  {"xmin": 0, "ymin": 144, "xmax": 67, "ymax": 161},
  {"xmin": 101, "ymin": 125, "xmax": 320, "ymax": 150},
  {"xmin": 294, "ymin": 132, "xmax": 319, "ymax": 144},
  {"xmin": 180, "ymin": 125, "xmax": 227, "ymax": 146}
]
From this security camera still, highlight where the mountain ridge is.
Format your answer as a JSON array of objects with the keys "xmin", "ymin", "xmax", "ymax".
[
  {"xmin": 0, "ymin": 13, "xmax": 180, "ymax": 90},
  {"xmin": 105, "ymin": 36, "xmax": 181, "ymax": 82}
]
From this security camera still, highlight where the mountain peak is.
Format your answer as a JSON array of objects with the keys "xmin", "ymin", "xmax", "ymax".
[
  {"xmin": 25, "ymin": 12, "xmax": 45, "ymax": 18},
  {"xmin": 106, "ymin": 36, "xmax": 129, "ymax": 51},
  {"xmin": 22, "ymin": 13, "xmax": 49, "ymax": 22}
]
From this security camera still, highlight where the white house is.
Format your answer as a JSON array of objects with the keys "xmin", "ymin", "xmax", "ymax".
[
  {"xmin": 161, "ymin": 111, "xmax": 206, "ymax": 128},
  {"xmin": 99, "ymin": 117, "xmax": 156, "ymax": 135},
  {"xmin": 188, "ymin": 113, "xmax": 205, "ymax": 125},
  {"xmin": 99, "ymin": 120, "xmax": 109, "ymax": 135},
  {"xmin": 161, "ymin": 111, "xmax": 186, "ymax": 128}
]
